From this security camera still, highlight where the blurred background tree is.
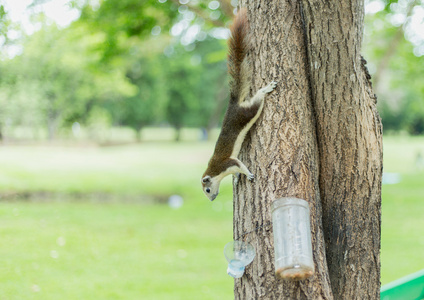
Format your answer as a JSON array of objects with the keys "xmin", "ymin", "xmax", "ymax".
[
  {"xmin": 0, "ymin": 0, "xmax": 423, "ymax": 141},
  {"xmin": 363, "ymin": 0, "xmax": 424, "ymax": 135}
]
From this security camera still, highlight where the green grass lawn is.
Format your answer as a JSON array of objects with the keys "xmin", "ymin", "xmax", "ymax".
[
  {"xmin": 0, "ymin": 201, "xmax": 234, "ymax": 300},
  {"xmin": 0, "ymin": 132, "xmax": 423, "ymax": 299},
  {"xmin": 380, "ymin": 136, "xmax": 424, "ymax": 284}
]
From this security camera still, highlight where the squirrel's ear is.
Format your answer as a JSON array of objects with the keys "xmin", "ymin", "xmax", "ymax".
[{"xmin": 202, "ymin": 176, "xmax": 211, "ymax": 183}]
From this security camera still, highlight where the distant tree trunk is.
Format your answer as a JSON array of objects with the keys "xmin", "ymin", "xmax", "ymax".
[
  {"xmin": 135, "ymin": 125, "xmax": 143, "ymax": 142},
  {"xmin": 206, "ymin": 76, "xmax": 228, "ymax": 139},
  {"xmin": 47, "ymin": 113, "xmax": 60, "ymax": 140},
  {"xmin": 233, "ymin": 1, "xmax": 382, "ymax": 299},
  {"xmin": 46, "ymin": 94, "xmax": 61, "ymax": 140},
  {"xmin": 174, "ymin": 126, "xmax": 181, "ymax": 142}
]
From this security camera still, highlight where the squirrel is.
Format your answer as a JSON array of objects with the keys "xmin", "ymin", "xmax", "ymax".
[{"xmin": 201, "ymin": 8, "xmax": 277, "ymax": 201}]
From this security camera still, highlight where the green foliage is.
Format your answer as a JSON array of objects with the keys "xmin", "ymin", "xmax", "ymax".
[
  {"xmin": 163, "ymin": 39, "xmax": 227, "ymax": 138},
  {"xmin": 0, "ymin": 4, "xmax": 7, "ymax": 37},
  {"xmin": 2, "ymin": 0, "xmax": 422, "ymax": 140},
  {"xmin": 72, "ymin": 0, "xmax": 231, "ymax": 138},
  {"xmin": 110, "ymin": 39, "xmax": 169, "ymax": 137},
  {"xmin": 0, "ymin": 0, "xmax": 234, "ymax": 140},
  {"xmin": 0, "ymin": 19, "xmax": 135, "ymax": 139},
  {"xmin": 364, "ymin": 1, "xmax": 424, "ymax": 134},
  {"xmin": 390, "ymin": 40, "xmax": 424, "ymax": 134},
  {"xmin": 165, "ymin": 47, "xmax": 201, "ymax": 134},
  {"xmin": 79, "ymin": 0, "xmax": 178, "ymax": 60}
]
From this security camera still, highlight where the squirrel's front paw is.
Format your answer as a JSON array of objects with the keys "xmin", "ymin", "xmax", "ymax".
[
  {"xmin": 261, "ymin": 81, "xmax": 277, "ymax": 94},
  {"xmin": 247, "ymin": 173, "xmax": 255, "ymax": 181}
]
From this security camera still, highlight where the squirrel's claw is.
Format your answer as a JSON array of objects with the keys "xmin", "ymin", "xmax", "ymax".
[{"xmin": 260, "ymin": 81, "xmax": 277, "ymax": 94}]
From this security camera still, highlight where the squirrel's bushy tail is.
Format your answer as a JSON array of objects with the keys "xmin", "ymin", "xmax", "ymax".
[{"xmin": 228, "ymin": 8, "xmax": 250, "ymax": 103}]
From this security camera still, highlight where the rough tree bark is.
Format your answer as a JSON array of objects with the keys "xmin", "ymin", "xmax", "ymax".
[
  {"xmin": 233, "ymin": 0, "xmax": 382, "ymax": 299},
  {"xmin": 301, "ymin": 1, "xmax": 383, "ymax": 298}
]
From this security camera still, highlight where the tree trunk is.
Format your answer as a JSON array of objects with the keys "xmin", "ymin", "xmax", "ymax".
[
  {"xmin": 233, "ymin": 0, "xmax": 382, "ymax": 299},
  {"xmin": 135, "ymin": 125, "xmax": 143, "ymax": 142},
  {"xmin": 234, "ymin": 1, "xmax": 332, "ymax": 298},
  {"xmin": 300, "ymin": 1, "xmax": 383, "ymax": 298},
  {"xmin": 174, "ymin": 126, "xmax": 181, "ymax": 142},
  {"xmin": 46, "ymin": 95, "xmax": 60, "ymax": 141},
  {"xmin": 47, "ymin": 113, "xmax": 60, "ymax": 141}
]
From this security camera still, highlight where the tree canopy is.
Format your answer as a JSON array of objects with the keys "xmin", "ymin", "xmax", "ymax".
[{"xmin": 0, "ymin": 0, "xmax": 423, "ymax": 141}]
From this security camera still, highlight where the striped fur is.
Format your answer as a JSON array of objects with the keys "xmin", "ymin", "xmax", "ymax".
[{"xmin": 201, "ymin": 8, "xmax": 277, "ymax": 201}]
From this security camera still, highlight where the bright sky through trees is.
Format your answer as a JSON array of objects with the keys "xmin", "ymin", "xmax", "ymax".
[{"xmin": 3, "ymin": 0, "xmax": 79, "ymax": 32}]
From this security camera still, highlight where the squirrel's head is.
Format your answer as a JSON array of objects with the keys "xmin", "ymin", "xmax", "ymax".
[{"xmin": 201, "ymin": 175, "xmax": 220, "ymax": 201}]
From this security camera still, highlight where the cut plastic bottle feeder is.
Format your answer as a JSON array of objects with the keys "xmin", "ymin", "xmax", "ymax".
[
  {"xmin": 224, "ymin": 241, "xmax": 256, "ymax": 278},
  {"xmin": 272, "ymin": 197, "xmax": 314, "ymax": 280}
]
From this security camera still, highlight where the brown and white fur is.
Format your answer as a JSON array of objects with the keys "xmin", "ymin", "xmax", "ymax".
[{"xmin": 201, "ymin": 8, "xmax": 277, "ymax": 201}]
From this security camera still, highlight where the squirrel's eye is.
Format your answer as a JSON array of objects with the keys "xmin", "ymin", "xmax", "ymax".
[{"xmin": 206, "ymin": 188, "xmax": 211, "ymax": 193}]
